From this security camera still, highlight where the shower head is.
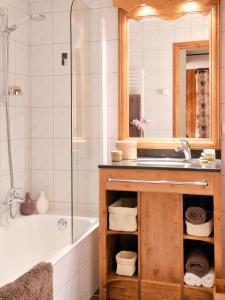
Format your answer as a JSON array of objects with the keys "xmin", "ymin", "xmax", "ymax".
[
  {"xmin": 30, "ymin": 14, "xmax": 46, "ymax": 22},
  {"xmin": 6, "ymin": 14, "xmax": 46, "ymax": 34}
]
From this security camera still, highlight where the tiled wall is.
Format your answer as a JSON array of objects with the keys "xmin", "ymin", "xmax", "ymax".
[
  {"xmin": 28, "ymin": 0, "xmax": 118, "ymax": 216},
  {"xmin": 29, "ymin": 0, "xmax": 72, "ymax": 212},
  {"xmin": 0, "ymin": 0, "xmax": 30, "ymax": 207},
  {"xmin": 129, "ymin": 14, "xmax": 209, "ymax": 138}
]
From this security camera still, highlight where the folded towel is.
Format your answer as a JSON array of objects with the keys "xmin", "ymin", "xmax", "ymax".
[
  {"xmin": 185, "ymin": 218, "xmax": 213, "ymax": 237},
  {"xmin": 184, "ymin": 272, "xmax": 201, "ymax": 287},
  {"xmin": 201, "ymin": 269, "xmax": 215, "ymax": 288},
  {"xmin": 185, "ymin": 247, "xmax": 210, "ymax": 277},
  {"xmin": 185, "ymin": 207, "xmax": 207, "ymax": 224},
  {"xmin": 0, "ymin": 262, "xmax": 53, "ymax": 300}
]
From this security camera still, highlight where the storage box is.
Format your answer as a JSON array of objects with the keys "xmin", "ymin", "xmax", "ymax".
[
  {"xmin": 116, "ymin": 141, "xmax": 137, "ymax": 160},
  {"xmin": 108, "ymin": 198, "xmax": 137, "ymax": 232},
  {"xmin": 185, "ymin": 218, "xmax": 213, "ymax": 237},
  {"xmin": 116, "ymin": 251, "xmax": 137, "ymax": 277},
  {"xmin": 214, "ymin": 279, "xmax": 225, "ymax": 300}
]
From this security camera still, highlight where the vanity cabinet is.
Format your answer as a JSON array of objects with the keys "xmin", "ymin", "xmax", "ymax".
[{"xmin": 99, "ymin": 166, "xmax": 222, "ymax": 300}]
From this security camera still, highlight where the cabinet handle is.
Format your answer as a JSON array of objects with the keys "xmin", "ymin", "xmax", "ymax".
[{"xmin": 107, "ymin": 178, "xmax": 208, "ymax": 187}]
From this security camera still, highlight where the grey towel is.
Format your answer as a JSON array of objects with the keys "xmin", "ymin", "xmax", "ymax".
[
  {"xmin": 185, "ymin": 247, "xmax": 210, "ymax": 277},
  {"xmin": 0, "ymin": 262, "xmax": 53, "ymax": 300},
  {"xmin": 185, "ymin": 207, "xmax": 207, "ymax": 224}
]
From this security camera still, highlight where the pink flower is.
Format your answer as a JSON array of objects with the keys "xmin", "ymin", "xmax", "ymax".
[{"xmin": 131, "ymin": 117, "xmax": 151, "ymax": 132}]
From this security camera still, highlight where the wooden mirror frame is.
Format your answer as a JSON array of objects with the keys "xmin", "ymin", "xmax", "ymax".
[{"xmin": 118, "ymin": 1, "xmax": 220, "ymax": 149}]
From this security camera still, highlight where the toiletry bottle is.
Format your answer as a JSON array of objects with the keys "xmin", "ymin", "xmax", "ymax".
[
  {"xmin": 36, "ymin": 191, "xmax": 49, "ymax": 214},
  {"xmin": 20, "ymin": 192, "xmax": 35, "ymax": 216}
]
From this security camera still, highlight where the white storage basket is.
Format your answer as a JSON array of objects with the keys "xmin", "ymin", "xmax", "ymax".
[
  {"xmin": 116, "ymin": 251, "xmax": 137, "ymax": 276},
  {"xmin": 108, "ymin": 198, "xmax": 137, "ymax": 232},
  {"xmin": 185, "ymin": 218, "xmax": 213, "ymax": 237}
]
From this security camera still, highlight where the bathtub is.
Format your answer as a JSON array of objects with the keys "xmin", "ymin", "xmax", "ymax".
[{"xmin": 0, "ymin": 214, "xmax": 99, "ymax": 300}]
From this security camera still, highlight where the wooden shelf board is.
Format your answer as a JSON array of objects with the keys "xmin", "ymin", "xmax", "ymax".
[
  {"xmin": 183, "ymin": 234, "xmax": 214, "ymax": 244},
  {"xmin": 107, "ymin": 272, "xmax": 138, "ymax": 283},
  {"xmin": 107, "ymin": 230, "xmax": 138, "ymax": 235},
  {"xmin": 184, "ymin": 285, "xmax": 213, "ymax": 294}
]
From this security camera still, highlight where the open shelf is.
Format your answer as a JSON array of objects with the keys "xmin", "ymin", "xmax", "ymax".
[
  {"xmin": 183, "ymin": 234, "xmax": 214, "ymax": 244},
  {"xmin": 107, "ymin": 230, "xmax": 138, "ymax": 236},
  {"xmin": 107, "ymin": 272, "xmax": 138, "ymax": 283}
]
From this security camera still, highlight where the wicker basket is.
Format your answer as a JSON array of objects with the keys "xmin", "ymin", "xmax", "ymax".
[
  {"xmin": 214, "ymin": 279, "xmax": 225, "ymax": 300},
  {"xmin": 108, "ymin": 198, "xmax": 137, "ymax": 232},
  {"xmin": 116, "ymin": 251, "xmax": 137, "ymax": 276},
  {"xmin": 116, "ymin": 141, "xmax": 137, "ymax": 160},
  {"xmin": 185, "ymin": 218, "xmax": 213, "ymax": 237}
]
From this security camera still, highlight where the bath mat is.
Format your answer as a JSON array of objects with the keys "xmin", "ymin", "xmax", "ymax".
[{"xmin": 0, "ymin": 262, "xmax": 53, "ymax": 300}]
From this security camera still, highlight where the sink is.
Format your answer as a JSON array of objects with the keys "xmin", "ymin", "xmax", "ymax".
[
  {"xmin": 134, "ymin": 157, "xmax": 194, "ymax": 167},
  {"xmin": 135, "ymin": 158, "xmax": 188, "ymax": 163}
]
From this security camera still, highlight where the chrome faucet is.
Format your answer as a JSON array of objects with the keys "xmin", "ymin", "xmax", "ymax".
[
  {"xmin": 175, "ymin": 138, "xmax": 192, "ymax": 161},
  {"xmin": 1, "ymin": 188, "xmax": 24, "ymax": 219}
]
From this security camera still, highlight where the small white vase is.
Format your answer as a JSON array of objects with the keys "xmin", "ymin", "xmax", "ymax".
[{"xmin": 36, "ymin": 191, "xmax": 49, "ymax": 214}]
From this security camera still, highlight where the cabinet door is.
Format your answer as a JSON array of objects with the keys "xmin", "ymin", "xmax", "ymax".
[{"xmin": 140, "ymin": 192, "xmax": 183, "ymax": 300}]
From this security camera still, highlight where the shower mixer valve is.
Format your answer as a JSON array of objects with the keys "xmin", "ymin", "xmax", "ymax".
[{"xmin": 3, "ymin": 188, "xmax": 24, "ymax": 206}]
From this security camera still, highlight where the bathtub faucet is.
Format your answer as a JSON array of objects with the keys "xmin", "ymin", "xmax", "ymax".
[
  {"xmin": 8, "ymin": 188, "xmax": 24, "ymax": 205},
  {"xmin": 2, "ymin": 188, "xmax": 24, "ymax": 219}
]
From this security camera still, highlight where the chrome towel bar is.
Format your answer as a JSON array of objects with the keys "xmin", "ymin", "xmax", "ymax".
[{"xmin": 107, "ymin": 178, "xmax": 208, "ymax": 187}]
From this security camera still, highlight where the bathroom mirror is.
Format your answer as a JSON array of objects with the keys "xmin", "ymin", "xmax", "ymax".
[{"xmin": 116, "ymin": 0, "xmax": 220, "ymax": 149}]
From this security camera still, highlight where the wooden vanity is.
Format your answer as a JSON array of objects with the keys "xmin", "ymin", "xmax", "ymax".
[{"xmin": 99, "ymin": 162, "xmax": 222, "ymax": 300}]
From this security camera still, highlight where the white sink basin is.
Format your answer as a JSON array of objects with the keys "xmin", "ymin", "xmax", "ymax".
[{"xmin": 135, "ymin": 158, "xmax": 193, "ymax": 167}]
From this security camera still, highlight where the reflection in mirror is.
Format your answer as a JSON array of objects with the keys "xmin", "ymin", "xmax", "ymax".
[
  {"xmin": 174, "ymin": 41, "xmax": 209, "ymax": 139},
  {"xmin": 128, "ymin": 13, "xmax": 210, "ymax": 139}
]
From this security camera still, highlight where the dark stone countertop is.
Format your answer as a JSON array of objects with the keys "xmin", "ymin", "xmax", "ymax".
[{"xmin": 98, "ymin": 159, "xmax": 221, "ymax": 172}]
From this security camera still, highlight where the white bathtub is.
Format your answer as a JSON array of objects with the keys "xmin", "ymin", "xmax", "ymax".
[{"xmin": 0, "ymin": 214, "xmax": 99, "ymax": 300}]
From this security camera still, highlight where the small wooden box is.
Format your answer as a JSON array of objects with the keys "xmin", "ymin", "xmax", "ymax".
[{"xmin": 214, "ymin": 279, "xmax": 225, "ymax": 300}]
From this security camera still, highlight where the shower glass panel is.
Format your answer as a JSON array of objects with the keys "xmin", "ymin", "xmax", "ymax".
[{"xmin": 70, "ymin": 0, "xmax": 102, "ymax": 242}]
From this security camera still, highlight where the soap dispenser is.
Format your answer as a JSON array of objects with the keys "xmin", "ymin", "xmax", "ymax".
[
  {"xmin": 20, "ymin": 192, "xmax": 35, "ymax": 216},
  {"xmin": 36, "ymin": 191, "xmax": 49, "ymax": 214}
]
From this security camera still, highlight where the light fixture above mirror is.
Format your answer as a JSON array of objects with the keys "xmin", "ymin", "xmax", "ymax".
[{"xmin": 113, "ymin": 0, "xmax": 217, "ymax": 19}]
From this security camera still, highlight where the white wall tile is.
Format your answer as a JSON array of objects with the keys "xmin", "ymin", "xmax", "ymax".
[
  {"xmin": 32, "ymin": 139, "xmax": 53, "ymax": 170},
  {"xmin": 54, "ymin": 75, "xmax": 71, "ymax": 107},
  {"xmin": 54, "ymin": 107, "xmax": 71, "ymax": 138},
  {"xmin": 30, "ymin": 1, "xmax": 53, "ymax": 14},
  {"xmin": 53, "ymin": 0, "xmax": 73, "ymax": 13},
  {"xmin": 32, "ymin": 107, "xmax": 53, "ymax": 138},
  {"xmin": 31, "ymin": 45, "xmax": 54, "ymax": 75},
  {"xmin": 54, "ymin": 139, "xmax": 71, "ymax": 170},
  {"xmin": 53, "ymin": 170, "xmax": 71, "ymax": 202},
  {"xmin": 77, "ymin": 74, "xmax": 100, "ymax": 107},
  {"xmin": 78, "ymin": 9, "xmax": 100, "ymax": 42},
  {"xmin": 31, "ymin": 170, "xmax": 53, "ymax": 201},
  {"xmin": 15, "ymin": 43, "xmax": 29, "ymax": 75},
  {"xmin": 101, "ymin": 7, "xmax": 118, "ymax": 41},
  {"xmin": 31, "ymin": 13, "xmax": 53, "ymax": 45},
  {"xmin": 31, "ymin": 76, "xmax": 54, "ymax": 107},
  {"xmin": 53, "ymin": 12, "xmax": 70, "ymax": 44},
  {"xmin": 77, "ymin": 171, "xmax": 98, "ymax": 204}
]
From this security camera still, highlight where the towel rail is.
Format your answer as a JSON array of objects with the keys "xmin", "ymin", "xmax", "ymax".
[{"xmin": 107, "ymin": 178, "xmax": 208, "ymax": 187}]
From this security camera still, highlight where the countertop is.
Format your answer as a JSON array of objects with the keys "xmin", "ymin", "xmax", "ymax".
[{"xmin": 98, "ymin": 159, "xmax": 221, "ymax": 172}]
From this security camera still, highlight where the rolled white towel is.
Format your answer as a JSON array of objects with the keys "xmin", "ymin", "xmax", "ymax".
[
  {"xmin": 184, "ymin": 272, "xmax": 201, "ymax": 287},
  {"xmin": 201, "ymin": 269, "xmax": 215, "ymax": 288}
]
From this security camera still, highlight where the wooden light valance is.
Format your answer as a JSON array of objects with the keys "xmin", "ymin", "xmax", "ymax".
[{"xmin": 113, "ymin": 0, "xmax": 219, "ymax": 19}]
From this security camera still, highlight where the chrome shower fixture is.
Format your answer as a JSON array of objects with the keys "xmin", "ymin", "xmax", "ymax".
[{"xmin": 5, "ymin": 14, "xmax": 46, "ymax": 34}]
